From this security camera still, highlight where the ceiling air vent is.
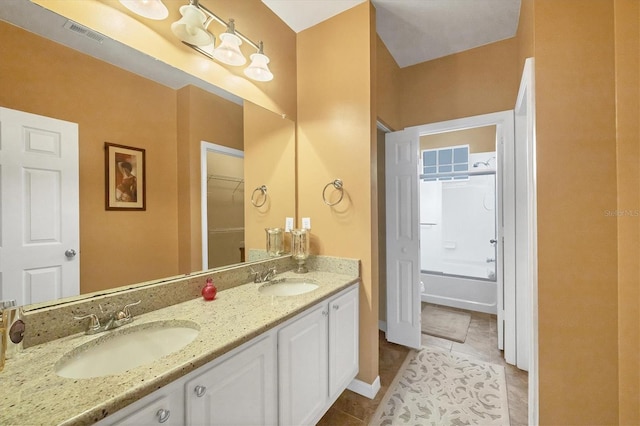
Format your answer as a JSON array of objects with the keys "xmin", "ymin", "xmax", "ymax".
[{"xmin": 63, "ymin": 20, "xmax": 105, "ymax": 44}]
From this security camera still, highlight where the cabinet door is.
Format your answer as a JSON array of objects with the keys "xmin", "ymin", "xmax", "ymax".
[
  {"xmin": 278, "ymin": 304, "xmax": 329, "ymax": 426},
  {"xmin": 329, "ymin": 286, "xmax": 359, "ymax": 400},
  {"xmin": 185, "ymin": 333, "xmax": 277, "ymax": 426}
]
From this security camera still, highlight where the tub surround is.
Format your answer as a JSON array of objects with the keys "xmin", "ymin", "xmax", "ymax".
[{"xmin": 0, "ymin": 256, "xmax": 359, "ymax": 425}]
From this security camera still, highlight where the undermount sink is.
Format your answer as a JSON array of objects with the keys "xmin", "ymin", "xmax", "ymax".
[
  {"xmin": 258, "ymin": 277, "xmax": 319, "ymax": 297},
  {"xmin": 55, "ymin": 320, "xmax": 199, "ymax": 379}
]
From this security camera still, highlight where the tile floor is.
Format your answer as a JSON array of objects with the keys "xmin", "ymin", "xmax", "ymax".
[{"xmin": 318, "ymin": 303, "xmax": 528, "ymax": 425}]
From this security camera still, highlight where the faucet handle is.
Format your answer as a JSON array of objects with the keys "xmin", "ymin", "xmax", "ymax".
[
  {"xmin": 120, "ymin": 300, "xmax": 141, "ymax": 319},
  {"xmin": 249, "ymin": 268, "xmax": 261, "ymax": 282},
  {"xmin": 74, "ymin": 313, "xmax": 101, "ymax": 332}
]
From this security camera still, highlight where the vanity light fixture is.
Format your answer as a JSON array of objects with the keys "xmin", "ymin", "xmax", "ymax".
[
  {"xmin": 119, "ymin": 0, "xmax": 169, "ymax": 20},
  {"xmin": 171, "ymin": 0, "xmax": 273, "ymax": 81}
]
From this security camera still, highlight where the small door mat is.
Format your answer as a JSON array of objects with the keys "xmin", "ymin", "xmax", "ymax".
[
  {"xmin": 421, "ymin": 304, "xmax": 471, "ymax": 343},
  {"xmin": 369, "ymin": 346, "xmax": 510, "ymax": 425}
]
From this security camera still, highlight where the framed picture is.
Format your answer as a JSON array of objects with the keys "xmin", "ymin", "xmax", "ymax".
[{"xmin": 105, "ymin": 142, "xmax": 146, "ymax": 210}]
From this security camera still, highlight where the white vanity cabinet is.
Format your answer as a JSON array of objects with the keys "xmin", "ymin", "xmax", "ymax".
[
  {"xmin": 328, "ymin": 286, "xmax": 359, "ymax": 401},
  {"xmin": 97, "ymin": 283, "xmax": 358, "ymax": 426},
  {"xmin": 278, "ymin": 285, "xmax": 359, "ymax": 425},
  {"xmin": 185, "ymin": 332, "xmax": 278, "ymax": 425}
]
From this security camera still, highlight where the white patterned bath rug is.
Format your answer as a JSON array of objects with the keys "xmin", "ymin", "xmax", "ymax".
[{"xmin": 369, "ymin": 347, "xmax": 510, "ymax": 426}]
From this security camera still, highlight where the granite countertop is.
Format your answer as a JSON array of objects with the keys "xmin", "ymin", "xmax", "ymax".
[{"xmin": 0, "ymin": 270, "xmax": 358, "ymax": 426}]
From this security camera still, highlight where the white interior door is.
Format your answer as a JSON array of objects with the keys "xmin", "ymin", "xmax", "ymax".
[
  {"xmin": 515, "ymin": 57, "xmax": 538, "ymax": 424},
  {"xmin": 0, "ymin": 107, "xmax": 79, "ymax": 305},
  {"xmin": 385, "ymin": 129, "xmax": 421, "ymax": 349}
]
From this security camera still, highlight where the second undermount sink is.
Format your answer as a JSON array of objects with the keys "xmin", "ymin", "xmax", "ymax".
[
  {"xmin": 55, "ymin": 320, "xmax": 199, "ymax": 379},
  {"xmin": 258, "ymin": 277, "xmax": 319, "ymax": 297}
]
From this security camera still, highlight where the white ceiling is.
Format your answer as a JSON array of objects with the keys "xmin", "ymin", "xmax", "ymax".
[{"xmin": 263, "ymin": 0, "xmax": 522, "ymax": 68}]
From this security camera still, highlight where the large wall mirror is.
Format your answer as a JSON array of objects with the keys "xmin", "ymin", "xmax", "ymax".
[{"xmin": 0, "ymin": 1, "xmax": 295, "ymax": 310}]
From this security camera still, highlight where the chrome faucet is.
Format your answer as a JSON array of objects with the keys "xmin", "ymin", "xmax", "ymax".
[
  {"xmin": 251, "ymin": 266, "xmax": 277, "ymax": 283},
  {"xmin": 75, "ymin": 301, "xmax": 141, "ymax": 335}
]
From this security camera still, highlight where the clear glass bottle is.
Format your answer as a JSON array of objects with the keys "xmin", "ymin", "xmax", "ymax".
[
  {"xmin": 265, "ymin": 228, "xmax": 284, "ymax": 256},
  {"xmin": 291, "ymin": 229, "xmax": 310, "ymax": 273},
  {"xmin": 0, "ymin": 301, "xmax": 23, "ymax": 361}
]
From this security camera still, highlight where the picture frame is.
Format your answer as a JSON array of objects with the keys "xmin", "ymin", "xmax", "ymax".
[{"xmin": 105, "ymin": 142, "xmax": 146, "ymax": 210}]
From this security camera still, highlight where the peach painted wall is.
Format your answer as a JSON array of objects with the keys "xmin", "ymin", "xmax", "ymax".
[
  {"xmin": 614, "ymin": 0, "xmax": 640, "ymax": 423},
  {"xmin": 0, "ymin": 21, "xmax": 180, "ymax": 293},
  {"xmin": 176, "ymin": 85, "xmax": 243, "ymax": 273},
  {"xmin": 534, "ymin": 1, "xmax": 619, "ymax": 423},
  {"xmin": 376, "ymin": 35, "xmax": 401, "ymax": 131},
  {"xmin": 243, "ymin": 101, "xmax": 296, "ymax": 253},
  {"xmin": 398, "ymin": 38, "xmax": 521, "ymax": 128},
  {"xmin": 420, "ymin": 126, "xmax": 497, "ymax": 153},
  {"xmin": 297, "ymin": 2, "xmax": 379, "ymax": 384}
]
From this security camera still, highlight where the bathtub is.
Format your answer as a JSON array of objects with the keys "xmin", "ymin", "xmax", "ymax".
[{"xmin": 421, "ymin": 271, "xmax": 497, "ymax": 314}]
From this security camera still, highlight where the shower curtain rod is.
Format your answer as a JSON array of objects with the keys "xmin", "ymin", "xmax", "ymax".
[{"xmin": 419, "ymin": 169, "xmax": 496, "ymax": 180}]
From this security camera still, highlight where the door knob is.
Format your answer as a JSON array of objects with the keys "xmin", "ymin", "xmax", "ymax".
[
  {"xmin": 65, "ymin": 249, "xmax": 77, "ymax": 258},
  {"xmin": 489, "ymin": 239, "xmax": 497, "ymax": 245}
]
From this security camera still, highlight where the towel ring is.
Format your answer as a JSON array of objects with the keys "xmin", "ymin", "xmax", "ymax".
[
  {"xmin": 251, "ymin": 185, "xmax": 268, "ymax": 207},
  {"xmin": 322, "ymin": 179, "xmax": 344, "ymax": 206}
]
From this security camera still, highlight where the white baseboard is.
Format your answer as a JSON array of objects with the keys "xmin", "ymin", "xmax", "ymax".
[
  {"xmin": 378, "ymin": 320, "xmax": 387, "ymax": 332},
  {"xmin": 347, "ymin": 375, "xmax": 381, "ymax": 400}
]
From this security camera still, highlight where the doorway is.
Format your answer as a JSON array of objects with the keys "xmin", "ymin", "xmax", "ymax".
[
  {"xmin": 200, "ymin": 142, "xmax": 244, "ymax": 270},
  {"xmin": 385, "ymin": 111, "xmax": 515, "ymax": 361}
]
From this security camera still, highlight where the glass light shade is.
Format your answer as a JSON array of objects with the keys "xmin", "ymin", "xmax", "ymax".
[
  {"xmin": 170, "ymin": 5, "xmax": 213, "ymax": 46},
  {"xmin": 119, "ymin": 0, "xmax": 169, "ymax": 20},
  {"xmin": 199, "ymin": 38, "xmax": 216, "ymax": 57},
  {"xmin": 244, "ymin": 53, "xmax": 274, "ymax": 82},
  {"xmin": 213, "ymin": 32, "xmax": 246, "ymax": 66}
]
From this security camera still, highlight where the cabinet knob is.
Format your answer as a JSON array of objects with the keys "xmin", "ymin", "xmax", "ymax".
[
  {"xmin": 322, "ymin": 310, "xmax": 328, "ymax": 316},
  {"xmin": 156, "ymin": 408, "xmax": 170, "ymax": 423},
  {"xmin": 194, "ymin": 385, "xmax": 207, "ymax": 397},
  {"xmin": 332, "ymin": 304, "xmax": 339, "ymax": 310}
]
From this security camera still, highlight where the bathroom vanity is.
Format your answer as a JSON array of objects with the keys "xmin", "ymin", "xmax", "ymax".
[
  {"xmin": 98, "ymin": 284, "xmax": 358, "ymax": 426},
  {"xmin": 0, "ymin": 258, "xmax": 360, "ymax": 426}
]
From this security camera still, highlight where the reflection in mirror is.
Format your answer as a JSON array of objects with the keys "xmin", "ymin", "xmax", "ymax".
[
  {"xmin": 0, "ymin": 3, "xmax": 295, "ymax": 311},
  {"xmin": 203, "ymin": 144, "xmax": 245, "ymax": 269}
]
